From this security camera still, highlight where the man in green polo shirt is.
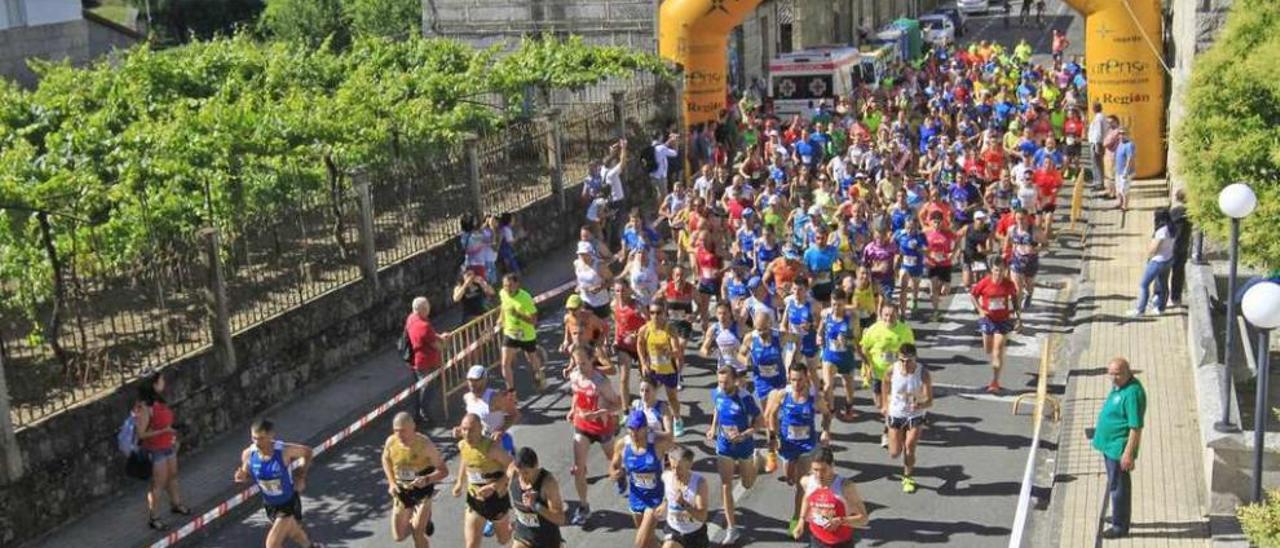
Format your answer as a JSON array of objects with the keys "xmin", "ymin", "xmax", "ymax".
[
  {"xmin": 1091, "ymin": 357, "xmax": 1146, "ymax": 539},
  {"xmin": 499, "ymin": 273, "xmax": 544, "ymax": 396}
]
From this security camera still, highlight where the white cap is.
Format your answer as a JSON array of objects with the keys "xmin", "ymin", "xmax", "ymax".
[
  {"xmin": 576, "ymin": 241, "xmax": 594, "ymax": 255},
  {"xmin": 466, "ymin": 365, "xmax": 487, "ymax": 380}
]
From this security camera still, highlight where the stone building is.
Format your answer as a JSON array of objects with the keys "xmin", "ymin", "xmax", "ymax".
[{"xmin": 0, "ymin": 0, "xmax": 139, "ymax": 87}]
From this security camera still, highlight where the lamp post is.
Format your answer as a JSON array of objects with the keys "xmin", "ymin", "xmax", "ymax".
[
  {"xmin": 1242, "ymin": 281, "xmax": 1280, "ymax": 503},
  {"xmin": 1215, "ymin": 183, "xmax": 1257, "ymax": 432}
]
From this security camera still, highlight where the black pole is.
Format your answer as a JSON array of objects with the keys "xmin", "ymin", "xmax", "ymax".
[
  {"xmin": 1252, "ymin": 328, "xmax": 1271, "ymax": 503},
  {"xmin": 1216, "ymin": 218, "xmax": 1241, "ymax": 432}
]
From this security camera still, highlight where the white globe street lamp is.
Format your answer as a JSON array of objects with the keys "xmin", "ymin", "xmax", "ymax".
[
  {"xmin": 1214, "ymin": 182, "xmax": 1257, "ymax": 433},
  {"xmin": 1242, "ymin": 281, "xmax": 1280, "ymax": 503}
]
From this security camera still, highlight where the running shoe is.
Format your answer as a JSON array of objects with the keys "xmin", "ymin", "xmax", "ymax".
[
  {"xmin": 902, "ymin": 475, "xmax": 918, "ymax": 494},
  {"xmin": 673, "ymin": 418, "xmax": 686, "ymax": 437},
  {"xmin": 723, "ymin": 526, "xmax": 742, "ymax": 544},
  {"xmin": 483, "ymin": 521, "xmax": 494, "ymax": 537},
  {"xmin": 880, "ymin": 433, "xmax": 888, "ymax": 448},
  {"xmin": 570, "ymin": 505, "xmax": 590, "ymax": 526},
  {"xmin": 533, "ymin": 370, "xmax": 546, "ymax": 390},
  {"xmin": 986, "ymin": 381, "xmax": 1002, "ymax": 393},
  {"xmin": 789, "ymin": 518, "xmax": 800, "ymax": 536},
  {"xmin": 1023, "ymin": 294, "xmax": 1033, "ymax": 308},
  {"xmin": 765, "ymin": 450, "xmax": 779, "ymax": 473}
]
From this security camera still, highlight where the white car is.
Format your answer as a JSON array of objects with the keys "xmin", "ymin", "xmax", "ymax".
[
  {"xmin": 919, "ymin": 15, "xmax": 956, "ymax": 47},
  {"xmin": 957, "ymin": 0, "xmax": 990, "ymax": 13}
]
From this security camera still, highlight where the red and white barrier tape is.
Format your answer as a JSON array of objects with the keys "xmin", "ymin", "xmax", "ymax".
[{"xmin": 150, "ymin": 279, "xmax": 576, "ymax": 548}]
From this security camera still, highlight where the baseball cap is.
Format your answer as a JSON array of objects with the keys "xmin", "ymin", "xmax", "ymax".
[
  {"xmin": 626, "ymin": 410, "xmax": 648, "ymax": 430},
  {"xmin": 576, "ymin": 241, "xmax": 594, "ymax": 255},
  {"xmin": 974, "ymin": 210, "xmax": 989, "ymax": 221},
  {"xmin": 566, "ymin": 294, "xmax": 583, "ymax": 309},
  {"xmin": 466, "ymin": 365, "xmax": 487, "ymax": 380}
]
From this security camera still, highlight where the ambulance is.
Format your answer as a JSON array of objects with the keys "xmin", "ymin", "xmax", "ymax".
[{"xmin": 767, "ymin": 47, "xmax": 861, "ymax": 117}]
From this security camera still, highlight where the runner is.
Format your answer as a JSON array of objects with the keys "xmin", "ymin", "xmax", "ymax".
[
  {"xmin": 382, "ymin": 412, "xmax": 447, "ymax": 548},
  {"xmin": 662, "ymin": 265, "xmax": 697, "ymax": 360},
  {"xmin": 461, "ymin": 365, "xmax": 519, "ymax": 456},
  {"xmin": 560, "ymin": 294, "xmax": 612, "ymax": 378},
  {"xmin": 575, "ymin": 241, "xmax": 614, "ymax": 320},
  {"xmin": 499, "ymin": 273, "xmax": 545, "ymax": 396},
  {"xmin": 880, "ymin": 343, "xmax": 934, "ymax": 493},
  {"xmin": 894, "ymin": 217, "xmax": 927, "ymax": 314},
  {"xmin": 233, "ymin": 419, "xmax": 318, "ymax": 548},
  {"xmin": 1004, "ymin": 207, "xmax": 1045, "ymax": 309},
  {"xmin": 509, "ymin": 447, "xmax": 566, "ymax": 548},
  {"xmin": 614, "ymin": 280, "xmax": 649, "ymax": 406},
  {"xmin": 970, "ymin": 256, "xmax": 1023, "ymax": 392},
  {"xmin": 609, "ymin": 411, "xmax": 676, "ymax": 548},
  {"xmin": 566, "ymin": 344, "xmax": 622, "ymax": 526},
  {"xmin": 819, "ymin": 288, "xmax": 860, "ymax": 421},
  {"xmin": 694, "ymin": 238, "xmax": 726, "ymax": 333},
  {"xmin": 631, "ymin": 377, "xmax": 674, "ymax": 434},
  {"xmin": 661, "ymin": 447, "xmax": 711, "ymax": 548},
  {"xmin": 452, "ymin": 414, "xmax": 514, "ymax": 548},
  {"xmin": 738, "ymin": 311, "xmax": 785, "ymax": 473},
  {"xmin": 705, "ymin": 366, "xmax": 762, "ymax": 543},
  {"xmin": 923, "ymin": 211, "xmax": 960, "ymax": 322},
  {"xmin": 960, "ymin": 210, "xmax": 995, "ymax": 288},
  {"xmin": 700, "ymin": 302, "xmax": 746, "ymax": 378},
  {"xmin": 782, "ymin": 277, "xmax": 821, "ymax": 385},
  {"xmin": 859, "ymin": 303, "xmax": 916, "ymax": 446},
  {"xmin": 861, "ymin": 225, "xmax": 898, "ymax": 303},
  {"xmin": 765, "ymin": 362, "xmax": 832, "ymax": 530},
  {"xmin": 804, "ymin": 224, "xmax": 840, "ymax": 310},
  {"xmin": 790, "ymin": 447, "xmax": 869, "ymax": 547},
  {"xmin": 637, "ymin": 302, "xmax": 687, "ymax": 436}
]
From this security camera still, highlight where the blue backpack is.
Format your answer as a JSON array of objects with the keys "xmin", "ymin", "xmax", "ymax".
[{"xmin": 117, "ymin": 413, "xmax": 138, "ymax": 456}]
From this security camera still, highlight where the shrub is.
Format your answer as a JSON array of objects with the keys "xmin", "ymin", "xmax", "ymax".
[{"xmin": 1173, "ymin": 0, "xmax": 1280, "ymax": 268}]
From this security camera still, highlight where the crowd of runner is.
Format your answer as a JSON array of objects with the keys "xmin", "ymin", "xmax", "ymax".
[{"xmin": 229, "ymin": 36, "xmax": 1095, "ymax": 548}]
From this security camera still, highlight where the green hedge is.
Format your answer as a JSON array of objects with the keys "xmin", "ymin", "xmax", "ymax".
[{"xmin": 1173, "ymin": 0, "xmax": 1280, "ymax": 268}]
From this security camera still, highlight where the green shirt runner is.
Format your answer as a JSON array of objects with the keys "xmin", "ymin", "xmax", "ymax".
[{"xmin": 500, "ymin": 288, "xmax": 537, "ymax": 342}]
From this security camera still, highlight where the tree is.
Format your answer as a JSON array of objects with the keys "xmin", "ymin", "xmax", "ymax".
[
  {"xmin": 258, "ymin": 0, "xmax": 348, "ymax": 50},
  {"xmin": 344, "ymin": 0, "xmax": 421, "ymax": 40},
  {"xmin": 1173, "ymin": 0, "xmax": 1280, "ymax": 268},
  {"xmin": 130, "ymin": 0, "xmax": 265, "ymax": 44}
]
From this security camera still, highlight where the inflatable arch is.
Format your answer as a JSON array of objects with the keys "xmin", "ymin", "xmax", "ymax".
[
  {"xmin": 658, "ymin": 0, "xmax": 763, "ymax": 126},
  {"xmin": 1057, "ymin": 0, "xmax": 1166, "ymax": 176}
]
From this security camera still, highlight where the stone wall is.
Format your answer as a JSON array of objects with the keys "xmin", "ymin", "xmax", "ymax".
[
  {"xmin": 0, "ymin": 14, "xmax": 138, "ymax": 88},
  {"xmin": 0, "ymin": 94, "xmax": 666, "ymax": 547},
  {"xmin": 1166, "ymin": 0, "xmax": 1233, "ymax": 190},
  {"xmin": 422, "ymin": 0, "xmax": 656, "ymax": 50}
]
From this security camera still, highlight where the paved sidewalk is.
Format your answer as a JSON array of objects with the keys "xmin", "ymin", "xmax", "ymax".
[
  {"xmin": 26, "ymin": 245, "xmax": 577, "ymax": 548},
  {"xmin": 1055, "ymin": 178, "xmax": 1211, "ymax": 546}
]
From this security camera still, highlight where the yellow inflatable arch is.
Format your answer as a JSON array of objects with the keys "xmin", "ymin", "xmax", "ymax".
[
  {"xmin": 658, "ymin": 0, "xmax": 763, "ymax": 126},
  {"xmin": 1064, "ymin": 0, "xmax": 1166, "ymax": 177}
]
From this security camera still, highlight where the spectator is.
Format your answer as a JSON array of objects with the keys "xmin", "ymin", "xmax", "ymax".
[
  {"xmin": 1113, "ymin": 127, "xmax": 1136, "ymax": 211},
  {"xmin": 1087, "ymin": 102, "xmax": 1106, "ymax": 189},
  {"xmin": 1091, "ymin": 357, "xmax": 1146, "ymax": 539},
  {"xmin": 496, "ymin": 212, "xmax": 520, "ymax": 276},
  {"xmin": 604, "ymin": 138, "xmax": 629, "ymax": 248},
  {"xmin": 1102, "ymin": 115, "xmax": 1122, "ymax": 199},
  {"xmin": 1168, "ymin": 190, "xmax": 1192, "ymax": 306},
  {"xmin": 460, "ymin": 215, "xmax": 494, "ymax": 283},
  {"xmin": 405, "ymin": 297, "xmax": 442, "ymax": 422},
  {"xmin": 648, "ymin": 132, "xmax": 680, "ymax": 201},
  {"xmin": 134, "ymin": 370, "xmax": 190, "ymax": 530},
  {"xmin": 453, "ymin": 267, "xmax": 495, "ymax": 323},
  {"xmin": 1128, "ymin": 208, "xmax": 1174, "ymax": 317}
]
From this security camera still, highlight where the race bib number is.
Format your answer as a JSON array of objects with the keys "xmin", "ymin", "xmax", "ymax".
[
  {"xmin": 653, "ymin": 354, "xmax": 672, "ymax": 369},
  {"xmin": 810, "ymin": 513, "xmax": 831, "ymax": 528},
  {"xmin": 395, "ymin": 466, "xmax": 418, "ymax": 483},
  {"xmin": 871, "ymin": 260, "xmax": 889, "ymax": 274},
  {"xmin": 1066, "ymin": 136, "xmax": 1078, "ymax": 146},
  {"xmin": 623, "ymin": 333, "xmax": 636, "ymax": 346},
  {"xmin": 815, "ymin": 271, "xmax": 832, "ymax": 284},
  {"xmin": 827, "ymin": 338, "xmax": 845, "ymax": 352},
  {"xmin": 903, "ymin": 255, "xmax": 919, "ymax": 267},
  {"xmin": 467, "ymin": 470, "xmax": 488, "ymax": 485},
  {"xmin": 929, "ymin": 251, "xmax": 948, "ymax": 262},
  {"xmin": 721, "ymin": 425, "xmax": 741, "ymax": 439},
  {"xmin": 632, "ymin": 472, "xmax": 658, "ymax": 490},
  {"xmin": 786, "ymin": 425, "xmax": 811, "ymax": 440},
  {"xmin": 882, "ymin": 352, "xmax": 895, "ymax": 366},
  {"xmin": 1016, "ymin": 244, "xmax": 1034, "ymax": 256},
  {"xmin": 259, "ymin": 479, "xmax": 284, "ymax": 497},
  {"xmin": 669, "ymin": 308, "xmax": 688, "ymax": 321},
  {"xmin": 504, "ymin": 326, "xmax": 524, "ymax": 339},
  {"xmin": 971, "ymin": 261, "xmax": 988, "ymax": 273},
  {"xmin": 989, "ymin": 297, "xmax": 1008, "ymax": 311},
  {"xmin": 758, "ymin": 363, "xmax": 778, "ymax": 378},
  {"xmin": 514, "ymin": 508, "xmax": 540, "ymax": 527}
]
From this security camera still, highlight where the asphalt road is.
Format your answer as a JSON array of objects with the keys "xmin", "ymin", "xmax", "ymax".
[{"xmin": 195, "ymin": 5, "xmax": 1087, "ymax": 547}]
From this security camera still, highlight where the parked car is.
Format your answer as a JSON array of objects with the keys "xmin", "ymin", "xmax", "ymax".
[
  {"xmin": 957, "ymin": 0, "xmax": 990, "ymax": 14},
  {"xmin": 930, "ymin": 6, "xmax": 967, "ymax": 36},
  {"xmin": 919, "ymin": 15, "xmax": 956, "ymax": 48}
]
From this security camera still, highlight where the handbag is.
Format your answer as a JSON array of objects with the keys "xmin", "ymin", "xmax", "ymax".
[{"xmin": 125, "ymin": 449, "xmax": 153, "ymax": 481}]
